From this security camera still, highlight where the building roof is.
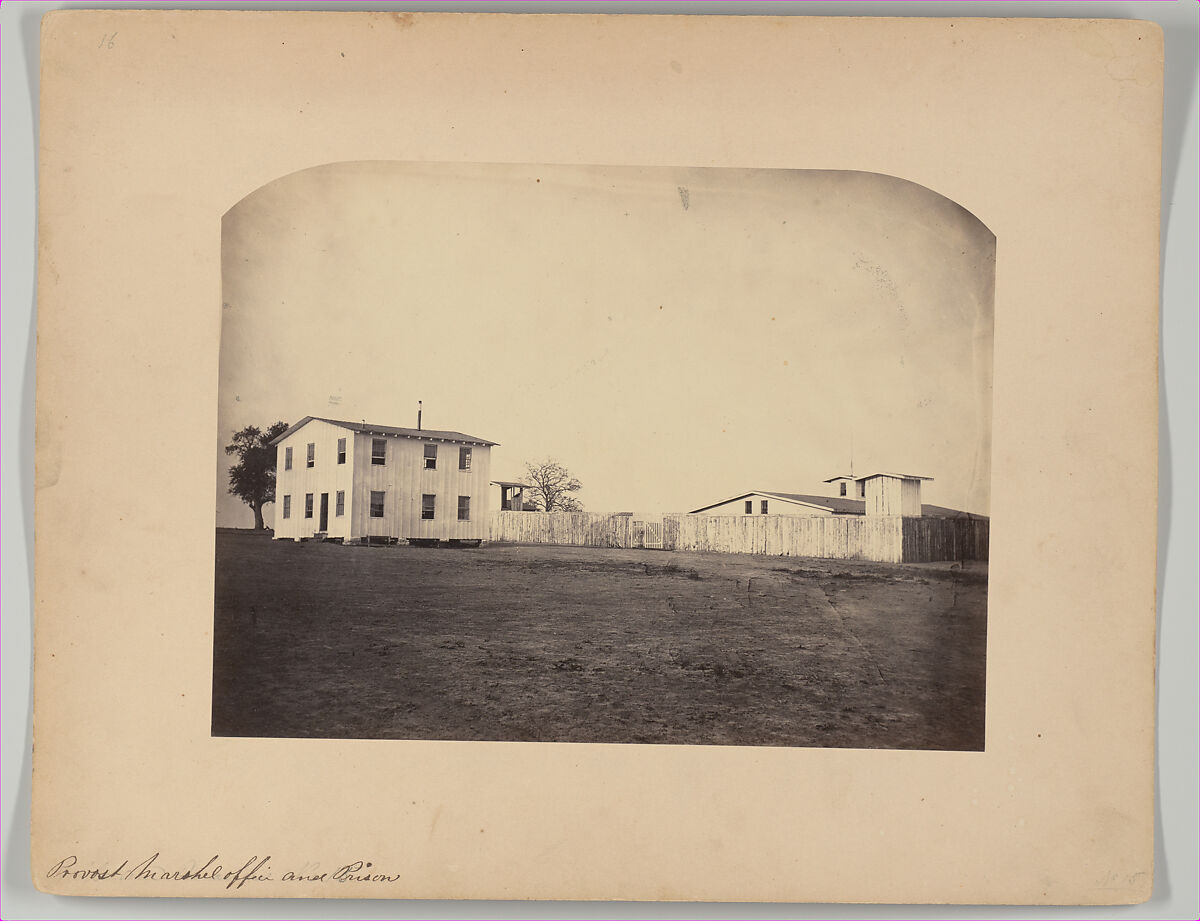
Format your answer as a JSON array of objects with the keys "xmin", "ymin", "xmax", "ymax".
[
  {"xmin": 919, "ymin": 504, "xmax": 985, "ymax": 520},
  {"xmin": 491, "ymin": 480, "xmax": 531, "ymax": 488},
  {"xmin": 855, "ymin": 472, "xmax": 934, "ymax": 482},
  {"xmin": 757, "ymin": 491, "xmax": 870, "ymax": 514},
  {"xmin": 820, "ymin": 474, "xmax": 931, "ymax": 482},
  {"xmin": 688, "ymin": 489, "xmax": 985, "ymax": 519},
  {"xmin": 270, "ymin": 416, "xmax": 498, "ymax": 447},
  {"xmin": 689, "ymin": 490, "xmax": 863, "ymax": 515}
]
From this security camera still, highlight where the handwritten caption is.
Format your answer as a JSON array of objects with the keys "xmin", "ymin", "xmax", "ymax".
[{"xmin": 47, "ymin": 854, "xmax": 401, "ymax": 890}]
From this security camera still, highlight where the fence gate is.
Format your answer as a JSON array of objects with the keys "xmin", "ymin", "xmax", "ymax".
[{"xmin": 637, "ymin": 517, "xmax": 664, "ymax": 549}]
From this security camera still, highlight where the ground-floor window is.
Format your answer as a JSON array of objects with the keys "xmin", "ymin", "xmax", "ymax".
[
  {"xmin": 422, "ymin": 494, "xmax": 436, "ymax": 520},
  {"xmin": 458, "ymin": 495, "xmax": 470, "ymax": 521},
  {"xmin": 282, "ymin": 495, "xmax": 291, "ymax": 519},
  {"xmin": 305, "ymin": 494, "xmax": 313, "ymax": 518},
  {"xmin": 370, "ymin": 490, "xmax": 385, "ymax": 518},
  {"xmin": 336, "ymin": 490, "xmax": 345, "ymax": 516}
]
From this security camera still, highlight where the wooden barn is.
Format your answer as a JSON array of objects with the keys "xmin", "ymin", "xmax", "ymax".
[{"xmin": 270, "ymin": 416, "xmax": 496, "ymax": 544}]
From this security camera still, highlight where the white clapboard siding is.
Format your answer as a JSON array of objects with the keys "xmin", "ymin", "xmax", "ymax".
[
  {"xmin": 274, "ymin": 420, "xmax": 491, "ymax": 541},
  {"xmin": 273, "ymin": 419, "xmax": 357, "ymax": 540},
  {"xmin": 353, "ymin": 434, "xmax": 491, "ymax": 542}
]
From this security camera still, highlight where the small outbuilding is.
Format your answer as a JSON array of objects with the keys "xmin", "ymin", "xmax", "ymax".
[
  {"xmin": 493, "ymin": 480, "xmax": 532, "ymax": 511},
  {"xmin": 689, "ymin": 474, "xmax": 975, "ymax": 519},
  {"xmin": 690, "ymin": 491, "xmax": 864, "ymax": 517},
  {"xmin": 854, "ymin": 472, "xmax": 933, "ymax": 517}
]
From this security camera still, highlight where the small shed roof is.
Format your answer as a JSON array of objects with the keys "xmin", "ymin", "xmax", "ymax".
[
  {"xmin": 491, "ymin": 480, "xmax": 531, "ymax": 488},
  {"xmin": 270, "ymin": 416, "xmax": 498, "ymax": 447}
]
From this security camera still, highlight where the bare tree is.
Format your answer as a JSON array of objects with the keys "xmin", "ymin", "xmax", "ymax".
[
  {"xmin": 523, "ymin": 458, "xmax": 584, "ymax": 512},
  {"xmin": 226, "ymin": 421, "xmax": 289, "ymax": 529}
]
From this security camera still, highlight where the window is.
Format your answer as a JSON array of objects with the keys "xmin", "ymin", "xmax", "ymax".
[
  {"xmin": 370, "ymin": 491, "xmax": 385, "ymax": 518},
  {"xmin": 424, "ymin": 444, "xmax": 437, "ymax": 470},
  {"xmin": 761, "ymin": 500, "xmax": 769, "ymax": 514},
  {"xmin": 371, "ymin": 438, "xmax": 386, "ymax": 465},
  {"xmin": 839, "ymin": 482, "xmax": 847, "ymax": 496},
  {"xmin": 422, "ymin": 494, "xmax": 436, "ymax": 520},
  {"xmin": 459, "ymin": 446, "xmax": 472, "ymax": 470},
  {"xmin": 337, "ymin": 438, "xmax": 346, "ymax": 464},
  {"xmin": 335, "ymin": 490, "xmax": 345, "ymax": 517},
  {"xmin": 282, "ymin": 495, "xmax": 291, "ymax": 519},
  {"xmin": 858, "ymin": 482, "xmax": 866, "ymax": 498},
  {"xmin": 284, "ymin": 446, "xmax": 293, "ymax": 470},
  {"xmin": 305, "ymin": 494, "xmax": 314, "ymax": 518},
  {"xmin": 306, "ymin": 443, "xmax": 315, "ymax": 468},
  {"xmin": 458, "ymin": 496, "xmax": 470, "ymax": 521},
  {"xmin": 744, "ymin": 500, "xmax": 753, "ymax": 514}
]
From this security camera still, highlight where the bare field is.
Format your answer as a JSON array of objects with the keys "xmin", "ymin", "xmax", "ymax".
[{"xmin": 211, "ymin": 531, "xmax": 987, "ymax": 750}]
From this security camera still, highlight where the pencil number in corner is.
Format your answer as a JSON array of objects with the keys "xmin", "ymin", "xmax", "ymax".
[{"xmin": 98, "ymin": 32, "xmax": 117, "ymax": 50}]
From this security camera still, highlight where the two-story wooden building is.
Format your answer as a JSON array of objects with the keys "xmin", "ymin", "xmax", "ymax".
[{"xmin": 270, "ymin": 416, "xmax": 496, "ymax": 544}]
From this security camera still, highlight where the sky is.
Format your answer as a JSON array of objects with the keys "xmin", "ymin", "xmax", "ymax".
[{"xmin": 216, "ymin": 162, "xmax": 994, "ymax": 526}]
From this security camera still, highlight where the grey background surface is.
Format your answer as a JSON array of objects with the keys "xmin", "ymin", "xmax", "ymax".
[{"xmin": 3, "ymin": 2, "xmax": 1196, "ymax": 918}]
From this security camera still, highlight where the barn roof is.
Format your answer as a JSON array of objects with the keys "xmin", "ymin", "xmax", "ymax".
[
  {"xmin": 270, "ymin": 416, "xmax": 498, "ymax": 447},
  {"xmin": 688, "ymin": 489, "xmax": 986, "ymax": 519}
]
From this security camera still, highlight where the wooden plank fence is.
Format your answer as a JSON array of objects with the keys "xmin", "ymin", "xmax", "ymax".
[
  {"xmin": 670, "ymin": 514, "xmax": 905, "ymax": 563},
  {"xmin": 488, "ymin": 511, "xmax": 634, "ymax": 548},
  {"xmin": 901, "ymin": 517, "xmax": 990, "ymax": 563},
  {"xmin": 489, "ymin": 511, "xmax": 988, "ymax": 564}
]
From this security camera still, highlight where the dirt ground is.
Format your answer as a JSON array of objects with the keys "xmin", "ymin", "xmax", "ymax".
[{"xmin": 211, "ymin": 531, "xmax": 987, "ymax": 750}]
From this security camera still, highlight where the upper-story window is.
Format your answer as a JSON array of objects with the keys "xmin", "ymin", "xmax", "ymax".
[
  {"xmin": 858, "ymin": 482, "xmax": 866, "ymax": 498},
  {"xmin": 761, "ymin": 500, "xmax": 769, "ymax": 514},
  {"xmin": 284, "ymin": 446, "xmax": 293, "ymax": 470},
  {"xmin": 306, "ymin": 443, "xmax": 315, "ymax": 468},
  {"xmin": 839, "ymin": 482, "xmax": 847, "ymax": 496},
  {"xmin": 424, "ymin": 444, "xmax": 437, "ymax": 470},
  {"xmin": 371, "ymin": 438, "xmax": 386, "ymax": 465},
  {"xmin": 744, "ymin": 500, "xmax": 753, "ymax": 514},
  {"xmin": 337, "ymin": 438, "xmax": 347, "ymax": 464},
  {"xmin": 459, "ymin": 446, "xmax": 472, "ymax": 470}
]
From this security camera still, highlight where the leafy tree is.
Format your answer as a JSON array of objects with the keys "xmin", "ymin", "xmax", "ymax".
[
  {"xmin": 226, "ymin": 421, "xmax": 289, "ymax": 529},
  {"xmin": 523, "ymin": 458, "xmax": 584, "ymax": 512}
]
